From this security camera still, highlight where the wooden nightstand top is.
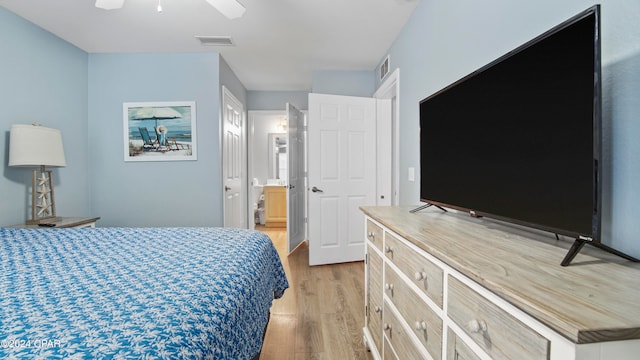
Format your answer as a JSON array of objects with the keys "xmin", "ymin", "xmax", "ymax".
[{"xmin": 7, "ymin": 217, "xmax": 100, "ymax": 228}]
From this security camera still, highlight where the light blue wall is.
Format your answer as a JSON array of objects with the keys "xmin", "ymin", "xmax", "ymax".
[
  {"xmin": 88, "ymin": 53, "xmax": 223, "ymax": 227},
  {"xmin": 247, "ymin": 91, "xmax": 309, "ymax": 111},
  {"xmin": 312, "ymin": 70, "xmax": 376, "ymax": 97},
  {"xmin": 248, "ymin": 69, "xmax": 378, "ymax": 111},
  {"xmin": 220, "ymin": 56, "xmax": 248, "ymax": 108},
  {"xmin": 238, "ymin": 69, "xmax": 374, "ymax": 118},
  {"xmin": 0, "ymin": 7, "xmax": 91, "ymax": 226},
  {"xmin": 380, "ymin": 0, "xmax": 640, "ymax": 257}
]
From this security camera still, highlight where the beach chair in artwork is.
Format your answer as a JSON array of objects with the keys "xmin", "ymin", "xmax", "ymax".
[
  {"xmin": 168, "ymin": 138, "xmax": 190, "ymax": 150},
  {"xmin": 138, "ymin": 127, "xmax": 159, "ymax": 151}
]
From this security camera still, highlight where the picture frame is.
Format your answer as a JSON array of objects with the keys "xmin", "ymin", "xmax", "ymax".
[{"xmin": 123, "ymin": 101, "xmax": 197, "ymax": 162}]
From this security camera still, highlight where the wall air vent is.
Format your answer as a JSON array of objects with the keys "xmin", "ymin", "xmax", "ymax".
[
  {"xmin": 380, "ymin": 55, "xmax": 390, "ymax": 80},
  {"xmin": 195, "ymin": 36, "xmax": 235, "ymax": 46}
]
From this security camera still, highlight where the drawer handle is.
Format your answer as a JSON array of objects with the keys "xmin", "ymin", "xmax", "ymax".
[
  {"xmin": 385, "ymin": 246, "xmax": 394, "ymax": 254},
  {"xmin": 467, "ymin": 319, "xmax": 488, "ymax": 333},
  {"xmin": 374, "ymin": 306, "xmax": 382, "ymax": 313},
  {"xmin": 414, "ymin": 271, "xmax": 427, "ymax": 281},
  {"xmin": 367, "ymin": 231, "xmax": 375, "ymax": 239},
  {"xmin": 414, "ymin": 321, "xmax": 428, "ymax": 331},
  {"xmin": 384, "ymin": 323, "xmax": 392, "ymax": 331},
  {"xmin": 385, "ymin": 283, "xmax": 394, "ymax": 291}
]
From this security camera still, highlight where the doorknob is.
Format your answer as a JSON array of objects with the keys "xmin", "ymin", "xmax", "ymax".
[
  {"xmin": 311, "ymin": 186, "xmax": 324, "ymax": 193},
  {"xmin": 224, "ymin": 186, "xmax": 231, "ymax": 191}
]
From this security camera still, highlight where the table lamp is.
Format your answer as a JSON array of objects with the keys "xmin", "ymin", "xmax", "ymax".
[{"xmin": 9, "ymin": 124, "xmax": 67, "ymax": 224}]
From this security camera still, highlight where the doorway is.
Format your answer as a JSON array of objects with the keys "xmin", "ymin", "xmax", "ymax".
[
  {"xmin": 247, "ymin": 74, "xmax": 399, "ymax": 265},
  {"xmin": 248, "ymin": 108, "xmax": 307, "ymax": 253},
  {"xmin": 248, "ymin": 111, "xmax": 284, "ymax": 228}
]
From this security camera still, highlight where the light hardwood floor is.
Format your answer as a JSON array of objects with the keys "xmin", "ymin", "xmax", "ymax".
[{"xmin": 257, "ymin": 227, "xmax": 374, "ymax": 360}]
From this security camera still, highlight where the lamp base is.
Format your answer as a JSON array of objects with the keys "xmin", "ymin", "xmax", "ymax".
[{"xmin": 30, "ymin": 167, "xmax": 58, "ymax": 223}]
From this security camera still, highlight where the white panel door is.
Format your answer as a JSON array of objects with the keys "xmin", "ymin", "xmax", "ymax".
[
  {"xmin": 222, "ymin": 86, "xmax": 246, "ymax": 228},
  {"xmin": 308, "ymin": 93, "xmax": 377, "ymax": 265},
  {"xmin": 287, "ymin": 103, "xmax": 306, "ymax": 253}
]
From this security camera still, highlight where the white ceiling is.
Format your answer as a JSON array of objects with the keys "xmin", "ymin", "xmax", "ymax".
[{"xmin": 1, "ymin": 0, "xmax": 418, "ymax": 91}]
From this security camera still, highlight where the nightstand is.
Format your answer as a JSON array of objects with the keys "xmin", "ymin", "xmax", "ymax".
[{"xmin": 7, "ymin": 217, "xmax": 100, "ymax": 228}]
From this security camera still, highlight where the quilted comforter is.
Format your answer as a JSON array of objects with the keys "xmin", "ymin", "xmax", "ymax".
[{"xmin": 0, "ymin": 227, "xmax": 288, "ymax": 359}]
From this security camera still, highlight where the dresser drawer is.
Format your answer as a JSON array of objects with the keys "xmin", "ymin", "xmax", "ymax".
[
  {"xmin": 367, "ymin": 246, "xmax": 383, "ymax": 355},
  {"xmin": 368, "ymin": 301, "xmax": 383, "ymax": 356},
  {"xmin": 367, "ymin": 219, "xmax": 384, "ymax": 251},
  {"xmin": 447, "ymin": 328, "xmax": 481, "ymax": 360},
  {"xmin": 385, "ymin": 232, "xmax": 443, "ymax": 308},
  {"xmin": 383, "ymin": 335, "xmax": 399, "ymax": 360},
  {"xmin": 383, "ymin": 300, "xmax": 428, "ymax": 360},
  {"xmin": 385, "ymin": 264, "xmax": 442, "ymax": 360},
  {"xmin": 448, "ymin": 276, "xmax": 550, "ymax": 360}
]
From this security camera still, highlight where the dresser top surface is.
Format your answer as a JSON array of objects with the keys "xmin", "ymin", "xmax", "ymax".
[{"xmin": 361, "ymin": 206, "xmax": 640, "ymax": 344}]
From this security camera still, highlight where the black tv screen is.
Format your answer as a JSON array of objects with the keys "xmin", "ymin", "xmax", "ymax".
[{"xmin": 419, "ymin": 6, "xmax": 601, "ymax": 242}]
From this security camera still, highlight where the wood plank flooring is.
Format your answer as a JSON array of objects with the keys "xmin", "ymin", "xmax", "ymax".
[{"xmin": 257, "ymin": 227, "xmax": 374, "ymax": 360}]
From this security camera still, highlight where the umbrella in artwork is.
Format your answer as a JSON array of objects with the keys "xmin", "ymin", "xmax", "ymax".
[{"xmin": 131, "ymin": 107, "xmax": 182, "ymax": 128}]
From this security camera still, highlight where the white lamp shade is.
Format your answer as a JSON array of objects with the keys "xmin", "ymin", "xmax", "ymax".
[{"xmin": 9, "ymin": 124, "xmax": 67, "ymax": 167}]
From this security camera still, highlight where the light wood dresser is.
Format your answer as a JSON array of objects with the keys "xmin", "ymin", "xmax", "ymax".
[{"xmin": 361, "ymin": 206, "xmax": 640, "ymax": 360}]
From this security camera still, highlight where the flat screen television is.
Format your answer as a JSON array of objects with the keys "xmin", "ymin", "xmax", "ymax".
[{"xmin": 418, "ymin": 5, "xmax": 636, "ymax": 265}]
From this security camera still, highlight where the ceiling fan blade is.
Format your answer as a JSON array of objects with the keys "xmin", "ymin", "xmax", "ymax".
[
  {"xmin": 205, "ymin": 0, "xmax": 246, "ymax": 19},
  {"xmin": 95, "ymin": 0, "xmax": 125, "ymax": 10}
]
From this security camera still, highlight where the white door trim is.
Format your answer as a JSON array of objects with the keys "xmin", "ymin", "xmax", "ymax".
[{"xmin": 374, "ymin": 68, "xmax": 400, "ymax": 206}]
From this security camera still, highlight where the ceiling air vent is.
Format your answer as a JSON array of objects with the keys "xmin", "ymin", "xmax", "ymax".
[
  {"xmin": 379, "ymin": 55, "xmax": 390, "ymax": 80},
  {"xmin": 195, "ymin": 36, "xmax": 235, "ymax": 46}
]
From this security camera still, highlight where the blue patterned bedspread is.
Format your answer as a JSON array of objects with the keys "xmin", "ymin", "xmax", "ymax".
[{"xmin": 0, "ymin": 227, "xmax": 288, "ymax": 359}]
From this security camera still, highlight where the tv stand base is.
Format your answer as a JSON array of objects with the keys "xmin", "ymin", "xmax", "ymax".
[
  {"xmin": 561, "ymin": 239, "xmax": 640, "ymax": 266},
  {"xmin": 410, "ymin": 203, "xmax": 448, "ymax": 213}
]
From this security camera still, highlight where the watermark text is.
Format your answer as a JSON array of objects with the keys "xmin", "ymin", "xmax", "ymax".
[{"xmin": 1, "ymin": 339, "xmax": 61, "ymax": 349}]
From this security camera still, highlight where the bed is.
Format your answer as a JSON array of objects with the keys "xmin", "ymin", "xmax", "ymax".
[{"xmin": 0, "ymin": 227, "xmax": 288, "ymax": 359}]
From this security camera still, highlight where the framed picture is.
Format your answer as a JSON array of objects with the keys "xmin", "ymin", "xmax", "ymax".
[{"xmin": 123, "ymin": 101, "xmax": 197, "ymax": 162}]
